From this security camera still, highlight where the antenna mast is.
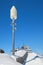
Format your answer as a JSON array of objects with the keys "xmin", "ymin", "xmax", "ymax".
[{"xmin": 10, "ymin": 6, "xmax": 17, "ymax": 55}]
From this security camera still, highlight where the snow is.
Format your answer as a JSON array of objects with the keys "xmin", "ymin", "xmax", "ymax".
[
  {"xmin": 11, "ymin": 55, "xmax": 16, "ymax": 61},
  {"xmin": 0, "ymin": 47, "xmax": 43, "ymax": 65},
  {"xmin": 25, "ymin": 58, "xmax": 43, "ymax": 65},
  {"xmin": 11, "ymin": 49, "xmax": 26, "ymax": 60},
  {"xmin": 11, "ymin": 49, "xmax": 43, "ymax": 65},
  {"xmin": 26, "ymin": 52, "xmax": 37, "ymax": 61},
  {"xmin": 25, "ymin": 52, "xmax": 43, "ymax": 65},
  {"xmin": 15, "ymin": 49, "xmax": 26, "ymax": 57},
  {"xmin": 0, "ymin": 53, "xmax": 22, "ymax": 65}
]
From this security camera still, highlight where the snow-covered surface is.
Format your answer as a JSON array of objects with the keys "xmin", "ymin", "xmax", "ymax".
[
  {"xmin": 11, "ymin": 55, "xmax": 16, "ymax": 61},
  {"xmin": 25, "ymin": 58, "xmax": 43, "ymax": 65},
  {"xmin": 15, "ymin": 49, "xmax": 26, "ymax": 57},
  {"xmin": 11, "ymin": 49, "xmax": 27, "ymax": 62},
  {"xmin": 11, "ymin": 49, "xmax": 43, "ymax": 65},
  {"xmin": 26, "ymin": 52, "xmax": 37, "ymax": 61},
  {"xmin": 25, "ymin": 52, "xmax": 43, "ymax": 65},
  {"xmin": 0, "ymin": 53, "xmax": 22, "ymax": 65},
  {"xmin": 0, "ymin": 47, "xmax": 43, "ymax": 65}
]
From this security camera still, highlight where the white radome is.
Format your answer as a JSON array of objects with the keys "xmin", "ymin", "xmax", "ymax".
[{"xmin": 10, "ymin": 6, "xmax": 17, "ymax": 20}]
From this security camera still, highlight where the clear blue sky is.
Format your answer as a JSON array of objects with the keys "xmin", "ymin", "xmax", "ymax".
[{"xmin": 0, "ymin": 0, "xmax": 43, "ymax": 54}]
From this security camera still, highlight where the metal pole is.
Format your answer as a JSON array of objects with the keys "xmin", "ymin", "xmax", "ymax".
[{"xmin": 12, "ymin": 20, "xmax": 15, "ymax": 55}]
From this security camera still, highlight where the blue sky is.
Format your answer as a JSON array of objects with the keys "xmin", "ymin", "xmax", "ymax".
[{"xmin": 0, "ymin": 0, "xmax": 43, "ymax": 54}]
